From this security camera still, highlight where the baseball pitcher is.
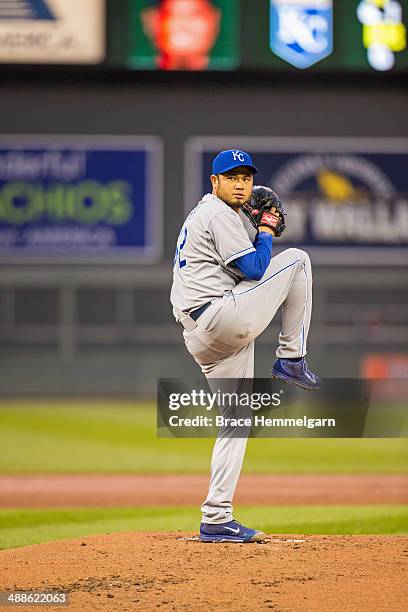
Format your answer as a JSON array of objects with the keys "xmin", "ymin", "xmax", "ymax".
[{"xmin": 170, "ymin": 149, "xmax": 321, "ymax": 543}]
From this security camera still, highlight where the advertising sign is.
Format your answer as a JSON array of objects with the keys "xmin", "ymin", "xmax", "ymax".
[
  {"xmin": 0, "ymin": 0, "xmax": 105, "ymax": 64},
  {"xmin": 0, "ymin": 136, "xmax": 163, "ymax": 263},
  {"xmin": 127, "ymin": 0, "xmax": 239, "ymax": 70},
  {"xmin": 185, "ymin": 137, "xmax": 408, "ymax": 265}
]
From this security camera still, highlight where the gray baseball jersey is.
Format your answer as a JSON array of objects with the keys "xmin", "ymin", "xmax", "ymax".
[
  {"xmin": 170, "ymin": 193, "xmax": 256, "ymax": 318},
  {"xmin": 170, "ymin": 191, "xmax": 313, "ymax": 526}
]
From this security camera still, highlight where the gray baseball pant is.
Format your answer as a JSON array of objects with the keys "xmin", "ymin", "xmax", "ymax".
[{"xmin": 183, "ymin": 248, "xmax": 313, "ymax": 524}]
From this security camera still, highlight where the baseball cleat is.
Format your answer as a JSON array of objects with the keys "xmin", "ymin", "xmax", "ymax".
[
  {"xmin": 199, "ymin": 520, "xmax": 267, "ymax": 543},
  {"xmin": 271, "ymin": 357, "xmax": 321, "ymax": 390}
]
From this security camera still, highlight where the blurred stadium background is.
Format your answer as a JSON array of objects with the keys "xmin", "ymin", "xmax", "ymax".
[
  {"xmin": 0, "ymin": 0, "xmax": 406, "ymax": 397},
  {"xmin": 0, "ymin": 0, "xmax": 407, "ymax": 558}
]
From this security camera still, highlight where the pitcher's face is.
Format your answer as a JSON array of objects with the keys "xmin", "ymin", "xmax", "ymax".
[{"xmin": 211, "ymin": 167, "xmax": 254, "ymax": 208}]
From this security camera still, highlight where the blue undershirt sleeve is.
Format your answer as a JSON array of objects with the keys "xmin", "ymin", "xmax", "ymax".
[{"xmin": 233, "ymin": 232, "xmax": 273, "ymax": 281}]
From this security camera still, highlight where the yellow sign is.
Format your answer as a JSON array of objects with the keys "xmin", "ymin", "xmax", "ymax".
[{"xmin": 357, "ymin": 0, "xmax": 406, "ymax": 70}]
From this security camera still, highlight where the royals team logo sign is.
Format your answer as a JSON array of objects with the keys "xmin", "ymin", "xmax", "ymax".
[{"xmin": 270, "ymin": 0, "xmax": 333, "ymax": 69}]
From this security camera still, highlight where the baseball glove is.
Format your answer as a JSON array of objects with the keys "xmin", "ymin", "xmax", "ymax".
[{"xmin": 242, "ymin": 185, "xmax": 286, "ymax": 237}]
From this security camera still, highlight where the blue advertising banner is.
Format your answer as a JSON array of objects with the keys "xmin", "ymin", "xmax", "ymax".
[
  {"xmin": 185, "ymin": 137, "xmax": 408, "ymax": 265},
  {"xmin": 0, "ymin": 136, "xmax": 163, "ymax": 263}
]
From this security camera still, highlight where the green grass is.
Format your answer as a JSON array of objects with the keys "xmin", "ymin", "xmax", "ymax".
[
  {"xmin": 0, "ymin": 401, "xmax": 407, "ymax": 473},
  {"xmin": 0, "ymin": 505, "xmax": 407, "ymax": 550}
]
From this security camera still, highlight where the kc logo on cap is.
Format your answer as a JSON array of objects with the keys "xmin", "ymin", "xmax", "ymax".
[
  {"xmin": 212, "ymin": 149, "xmax": 258, "ymax": 175},
  {"xmin": 232, "ymin": 150, "xmax": 245, "ymax": 162}
]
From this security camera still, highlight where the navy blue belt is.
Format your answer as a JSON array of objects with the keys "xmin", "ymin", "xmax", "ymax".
[{"xmin": 189, "ymin": 301, "xmax": 212, "ymax": 321}]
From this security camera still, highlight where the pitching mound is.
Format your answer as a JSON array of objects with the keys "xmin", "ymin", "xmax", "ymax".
[{"xmin": 1, "ymin": 533, "xmax": 407, "ymax": 611}]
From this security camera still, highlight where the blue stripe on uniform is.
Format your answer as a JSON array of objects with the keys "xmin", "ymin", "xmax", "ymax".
[
  {"xmin": 234, "ymin": 260, "xmax": 299, "ymax": 296},
  {"xmin": 224, "ymin": 246, "xmax": 256, "ymax": 266},
  {"xmin": 301, "ymin": 266, "xmax": 307, "ymax": 355}
]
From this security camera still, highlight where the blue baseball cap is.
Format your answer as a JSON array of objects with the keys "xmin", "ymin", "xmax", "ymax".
[{"xmin": 212, "ymin": 149, "xmax": 258, "ymax": 175}]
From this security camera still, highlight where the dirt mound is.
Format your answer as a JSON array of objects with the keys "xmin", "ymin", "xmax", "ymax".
[{"xmin": 0, "ymin": 532, "xmax": 407, "ymax": 611}]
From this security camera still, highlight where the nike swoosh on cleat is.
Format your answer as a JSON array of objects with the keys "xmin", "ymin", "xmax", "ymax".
[{"xmin": 223, "ymin": 527, "xmax": 240, "ymax": 534}]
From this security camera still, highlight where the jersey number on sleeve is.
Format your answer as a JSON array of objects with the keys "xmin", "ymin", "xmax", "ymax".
[{"xmin": 174, "ymin": 226, "xmax": 187, "ymax": 269}]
